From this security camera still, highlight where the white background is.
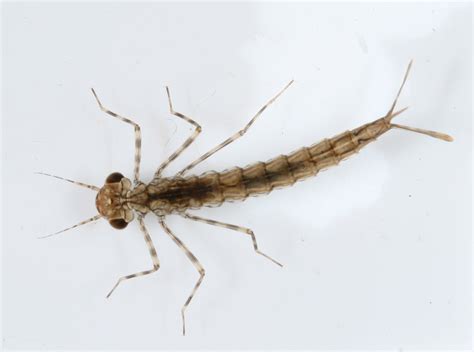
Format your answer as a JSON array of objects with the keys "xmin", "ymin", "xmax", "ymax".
[{"xmin": 2, "ymin": 2, "xmax": 471, "ymax": 350}]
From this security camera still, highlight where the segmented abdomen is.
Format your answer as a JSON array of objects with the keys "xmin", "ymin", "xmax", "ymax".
[
  {"xmin": 213, "ymin": 130, "xmax": 361, "ymax": 202},
  {"xmin": 147, "ymin": 118, "xmax": 388, "ymax": 214}
]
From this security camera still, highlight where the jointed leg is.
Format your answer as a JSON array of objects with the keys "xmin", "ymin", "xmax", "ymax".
[
  {"xmin": 176, "ymin": 80, "xmax": 294, "ymax": 177},
  {"xmin": 159, "ymin": 218, "xmax": 205, "ymax": 336},
  {"xmin": 181, "ymin": 212, "xmax": 283, "ymax": 267},
  {"xmin": 154, "ymin": 87, "xmax": 202, "ymax": 177},
  {"xmin": 91, "ymin": 89, "xmax": 142, "ymax": 184},
  {"xmin": 106, "ymin": 217, "xmax": 160, "ymax": 298}
]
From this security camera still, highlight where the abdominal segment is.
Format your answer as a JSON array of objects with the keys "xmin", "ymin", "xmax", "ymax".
[{"xmin": 146, "ymin": 125, "xmax": 385, "ymax": 214}]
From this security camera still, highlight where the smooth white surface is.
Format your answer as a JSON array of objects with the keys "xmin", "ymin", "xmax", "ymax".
[{"xmin": 2, "ymin": 2, "xmax": 471, "ymax": 350}]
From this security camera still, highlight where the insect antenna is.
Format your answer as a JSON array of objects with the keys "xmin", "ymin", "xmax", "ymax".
[
  {"xmin": 38, "ymin": 215, "xmax": 102, "ymax": 239},
  {"xmin": 35, "ymin": 172, "xmax": 102, "ymax": 239},
  {"xmin": 384, "ymin": 60, "xmax": 453, "ymax": 142},
  {"xmin": 35, "ymin": 172, "xmax": 100, "ymax": 191}
]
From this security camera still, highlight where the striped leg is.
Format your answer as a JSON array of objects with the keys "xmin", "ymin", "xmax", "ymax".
[
  {"xmin": 159, "ymin": 218, "xmax": 205, "ymax": 336},
  {"xmin": 181, "ymin": 212, "xmax": 283, "ymax": 267},
  {"xmin": 91, "ymin": 88, "xmax": 142, "ymax": 184},
  {"xmin": 154, "ymin": 87, "xmax": 202, "ymax": 177},
  {"xmin": 176, "ymin": 80, "xmax": 294, "ymax": 177},
  {"xmin": 106, "ymin": 217, "xmax": 160, "ymax": 298}
]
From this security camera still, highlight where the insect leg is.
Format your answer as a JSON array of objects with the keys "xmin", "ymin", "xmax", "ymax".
[
  {"xmin": 91, "ymin": 88, "xmax": 142, "ymax": 184},
  {"xmin": 176, "ymin": 80, "xmax": 294, "ymax": 177},
  {"xmin": 181, "ymin": 212, "xmax": 283, "ymax": 267},
  {"xmin": 106, "ymin": 217, "xmax": 160, "ymax": 298},
  {"xmin": 159, "ymin": 218, "xmax": 205, "ymax": 336},
  {"xmin": 154, "ymin": 87, "xmax": 202, "ymax": 177}
]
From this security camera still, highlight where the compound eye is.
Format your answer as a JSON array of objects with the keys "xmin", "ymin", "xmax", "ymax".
[
  {"xmin": 106, "ymin": 172, "xmax": 124, "ymax": 184},
  {"xmin": 109, "ymin": 218, "xmax": 128, "ymax": 229}
]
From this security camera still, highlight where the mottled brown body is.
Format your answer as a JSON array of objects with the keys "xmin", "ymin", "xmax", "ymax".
[
  {"xmin": 41, "ymin": 61, "xmax": 453, "ymax": 336},
  {"xmin": 146, "ymin": 118, "xmax": 389, "ymax": 214}
]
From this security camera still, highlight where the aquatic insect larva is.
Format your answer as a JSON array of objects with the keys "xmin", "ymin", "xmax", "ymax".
[{"xmin": 39, "ymin": 60, "xmax": 453, "ymax": 335}]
